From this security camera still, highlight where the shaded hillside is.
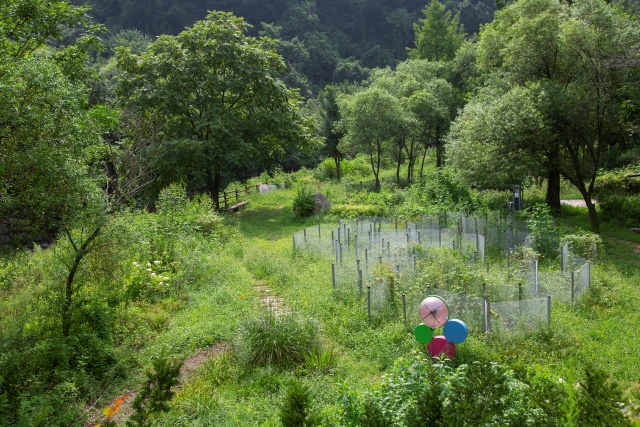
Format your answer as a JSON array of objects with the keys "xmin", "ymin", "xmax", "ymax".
[{"xmin": 75, "ymin": 0, "xmax": 494, "ymax": 91}]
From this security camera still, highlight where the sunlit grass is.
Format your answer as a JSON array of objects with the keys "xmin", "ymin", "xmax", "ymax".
[{"xmin": 154, "ymin": 173, "xmax": 640, "ymax": 424}]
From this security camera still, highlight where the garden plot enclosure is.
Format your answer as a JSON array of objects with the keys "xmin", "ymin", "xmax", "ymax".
[{"xmin": 293, "ymin": 214, "xmax": 591, "ymax": 335}]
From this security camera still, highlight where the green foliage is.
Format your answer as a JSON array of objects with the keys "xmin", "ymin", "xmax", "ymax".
[
  {"xmin": 406, "ymin": 247, "xmax": 483, "ymax": 295},
  {"xmin": 0, "ymin": 56, "xmax": 105, "ymax": 239},
  {"xmin": 116, "ymin": 11, "xmax": 313, "ymax": 207},
  {"xmin": 577, "ymin": 364, "xmax": 631, "ymax": 427},
  {"xmin": 409, "ymin": 0, "xmax": 466, "ymax": 61},
  {"xmin": 341, "ymin": 353, "xmax": 549, "ymax": 427},
  {"xmin": 338, "ymin": 87, "xmax": 407, "ymax": 191},
  {"xmin": 330, "ymin": 204, "xmax": 388, "ymax": 219},
  {"xmin": 303, "ymin": 344, "xmax": 337, "ymax": 375},
  {"xmin": 522, "ymin": 204, "xmax": 559, "ymax": 260},
  {"xmin": 126, "ymin": 357, "xmax": 183, "ymax": 427},
  {"xmin": 446, "ymin": 85, "xmax": 549, "ymax": 189},
  {"xmin": 293, "ymin": 188, "xmax": 317, "ymax": 218},
  {"xmin": 476, "ymin": 189, "xmax": 512, "ymax": 214},
  {"xmin": 235, "ymin": 312, "xmax": 320, "ymax": 368},
  {"xmin": 0, "ymin": 0, "xmax": 93, "ymax": 60},
  {"xmin": 280, "ymin": 379, "xmax": 320, "ymax": 427},
  {"xmin": 595, "ymin": 167, "xmax": 640, "ymax": 225},
  {"xmin": 398, "ymin": 168, "xmax": 477, "ymax": 217},
  {"xmin": 561, "ymin": 231, "xmax": 602, "ymax": 262}
]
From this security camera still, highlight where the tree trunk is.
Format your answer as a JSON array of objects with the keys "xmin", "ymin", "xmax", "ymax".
[
  {"xmin": 435, "ymin": 126, "xmax": 443, "ymax": 168},
  {"xmin": 585, "ymin": 198, "xmax": 600, "ymax": 234},
  {"xmin": 396, "ymin": 150, "xmax": 402, "ymax": 185},
  {"xmin": 420, "ymin": 145, "xmax": 428, "ymax": 178},
  {"xmin": 62, "ymin": 253, "xmax": 81, "ymax": 338},
  {"xmin": 546, "ymin": 168, "xmax": 561, "ymax": 212},
  {"xmin": 334, "ymin": 155, "xmax": 341, "ymax": 181},
  {"xmin": 206, "ymin": 167, "xmax": 221, "ymax": 210},
  {"xmin": 62, "ymin": 226, "xmax": 101, "ymax": 338}
]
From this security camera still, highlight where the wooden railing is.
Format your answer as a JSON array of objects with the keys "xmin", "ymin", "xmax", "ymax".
[{"xmin": 220, "ymin": 185, "xmax": 253, "ymax": 210}]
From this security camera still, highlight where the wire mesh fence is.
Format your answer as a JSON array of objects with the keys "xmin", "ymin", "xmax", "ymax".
[{"xmin": 292, "ymin": 215, "xmax": 591, "ymax": 336}]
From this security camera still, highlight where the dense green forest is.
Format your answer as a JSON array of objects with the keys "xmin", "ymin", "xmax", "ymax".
[
  {"xmin": 2, "ymin": 0, "xmax": 640, "ymax": 425},
  {"xmin": 76, "ymin": 0, "xmax": 494, "ymax": 93}
]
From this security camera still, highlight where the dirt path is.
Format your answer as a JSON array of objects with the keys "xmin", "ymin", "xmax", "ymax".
[
  {"xmin": 560, "ymin": 199, "xmax": 597, "ymax": 208},
  {"xmin": 90, "ymin": 268, "xmax": 286, "ymax": 426}
]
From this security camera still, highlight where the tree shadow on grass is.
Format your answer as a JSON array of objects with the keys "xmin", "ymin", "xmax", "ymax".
[{"xmin": 225, "ymin": 205, "xmax": 303, "ymax": 241}]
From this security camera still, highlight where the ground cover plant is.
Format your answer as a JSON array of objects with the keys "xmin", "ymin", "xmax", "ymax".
[{"xmin": 1, "ymin": 166, "xmax": 640, "ymax": 426}]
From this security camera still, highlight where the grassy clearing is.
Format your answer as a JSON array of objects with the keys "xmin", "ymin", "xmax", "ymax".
[
  {"xmin": 2, "ymin": 170, "xmax": 639, "ymax": 425},
  {"xmin": 152, "ymin": 184, "xmax": 640, "ymax": 425}
]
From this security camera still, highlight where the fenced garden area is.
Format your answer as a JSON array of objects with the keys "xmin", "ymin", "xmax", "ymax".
[{"xmin": 292, "ymin": 213, "xmax": 592, "ymax": 336}]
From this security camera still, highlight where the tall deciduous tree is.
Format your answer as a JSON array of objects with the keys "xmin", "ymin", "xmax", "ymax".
[
  {"xmin": 447, "ymin": 85, "xmax": 551, "ymax": 188},
  {"xmin": 318, "ymin": 85, "xmax": 346, "ymax": 180},
  {"xmin": 338, "ymin": 87, "xmax": 405, "ymax": 191},
  {"xmin": 116, "ymin": 11, "xmax": 313, "ymax": 208},
  {"xmin": 471, "ymin": 0, "xmax": 639, "ymax": 232},
  {"xmin": 0, "ymin": 0, "xmax": 91, "ymax": 59}
]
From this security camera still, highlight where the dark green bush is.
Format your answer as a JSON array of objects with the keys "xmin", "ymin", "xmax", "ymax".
[
  {"xmin": 398, "ymin": 169, "xmax": 478, "ymax": 217},
  {"xmin": 280, "ymin": 378, "xmax": 320, "ymax": 427},
  {"xmin": 577, "ymin": 364, "xmax": 631, "ymax": 427},
  {"xmin": 126, "ymin": 357, "xmax": 183, "ymax": 427},
  {"xmin": 293, "ymin": 188, "xmax": 317, "ymax": 217},
  {"xmin": 594, "ymin": 167, "xmax": 640, "ymax": 224}
]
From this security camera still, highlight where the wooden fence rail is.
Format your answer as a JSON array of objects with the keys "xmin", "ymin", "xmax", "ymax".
[{"xmin": 219, "ymin": 185, "xmax": 254, "ymax": 210}]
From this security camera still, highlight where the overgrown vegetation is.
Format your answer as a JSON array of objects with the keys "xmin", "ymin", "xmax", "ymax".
[{"xmin": 2, "ymin": 0, "xmax": 640, "ymax": 424}]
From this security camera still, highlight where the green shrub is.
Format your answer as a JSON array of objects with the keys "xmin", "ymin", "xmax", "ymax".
[
  {"xmin": 342, "ymin": 155, "xmax": 373, "ymax": 178},
  {"xmin": 477, "ymin": 189, "xmax": 511, "ymax": 214},
  {"xmin": 293, "ymin": 188, "xmax": 317, "ymax": 217},
  {"xmin": 127, "ymin": 357, "xmax": 183, "ymax": 427},
  {"xmin": 522, "ymin": 204, "xmax": 559, "ymax": 260},
  {"xmin": 597, "ymin": 193, "xmax": 640, "ymax": 225},
  {"xmin": 561, "ymin": 231, "xmax": 602, "ymax": 262},
  {"xmin": 594, "ymin": 167, "xmax": 640, "ymax": 224},
  {"xmin": 280, "ymin": 378, "xmax": 320, "ymax": 427},
  {"xmin": 314, "ymin": 158, "xmax": 338, "ymax": 180},
  {"xmin": 330, "ymin": 203, "xmax": 387, "ymax": 219},
  {"xmin": 577, "ymin": 364, "xmax": 631, "ymax": 427},
  {"xmin": 398, "ymin": 169, "xmax": 478, "ymax": 217},
  {"xmin": 341, "ymin": 353, "xmax": 550, "ymax": 427},
  {"xmin": 235, "ymin": 312, "xmax": 319, "ymax": 367}
]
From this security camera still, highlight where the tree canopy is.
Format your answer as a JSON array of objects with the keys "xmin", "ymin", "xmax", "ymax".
[
  {"xmin": 450, "ymin": 0, "xmax": 640, "ymax": 232},
  {"xmin": 116, "ymin": 11, "xmax": 314, "ymax": 208}
]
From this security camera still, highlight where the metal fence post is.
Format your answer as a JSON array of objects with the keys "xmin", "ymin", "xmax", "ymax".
[
  {"xmin": 402, "ymin": 294, "xmax": 407, "ymax": 326},
  {"xmin": 367, "ymin": 286, "xmax": 371, "ymax": 324},
  {"xmin": 571, "ymin": 271, "xmax": 575, "ymax": 303},
  {"xmin": 331, "ymin": 264, "xmax": 336, "ymax": 288},
  {"xmin": 486, "ymin": 300, "xmax": 491, "ymax": 333}
]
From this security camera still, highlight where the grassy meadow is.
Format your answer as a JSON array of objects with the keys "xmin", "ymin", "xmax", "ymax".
[{"xmin": 1, "ymin": 161, "xmax": 640, "ymax": 426}]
